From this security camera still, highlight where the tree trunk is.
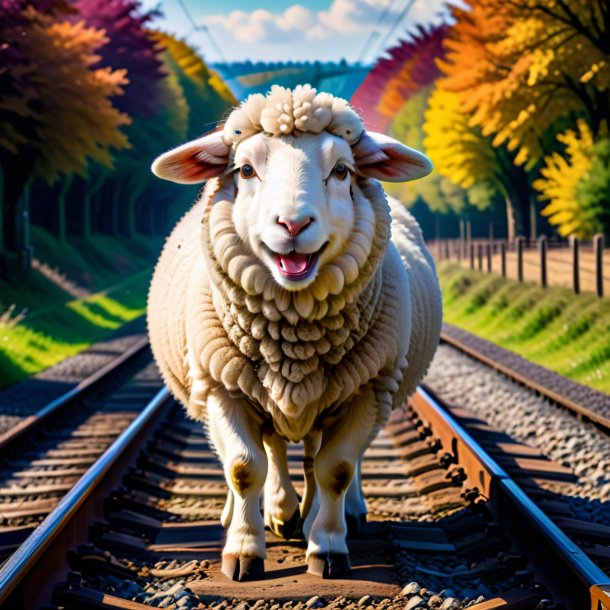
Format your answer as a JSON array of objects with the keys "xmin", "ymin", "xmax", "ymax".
[
  {"xmin": 505, "ymin": 195, "xmax": 518, "ymax": 242},
  {"xmin": 0, "ymin": 156, "xmax": 34, "ymax": 253},
  {"xmin": 55, "ymin": 176, "xmax": 73, "ymax": 243}
]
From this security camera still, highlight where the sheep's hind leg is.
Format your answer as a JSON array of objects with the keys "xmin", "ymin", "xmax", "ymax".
[
  {"xmin": 263, "ymin": 430, "xmax": 301, "ymax": 540},
  {"xmin": 207, "ymin": 388, "xmax": 268, "ymax": 581},
  {"xmin": 306, "ymin": 386, "xmax": 377, "ymax": 578}
]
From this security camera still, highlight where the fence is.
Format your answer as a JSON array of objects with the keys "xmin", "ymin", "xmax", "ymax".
[{"xmin": 430, "ymin": 234, "xmax": 607, "ymax": 298}]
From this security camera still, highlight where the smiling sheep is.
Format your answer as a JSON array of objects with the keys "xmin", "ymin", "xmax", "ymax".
[{"xmin": 148, "ymin": 84, "xmax": 442, "ymax": 581}]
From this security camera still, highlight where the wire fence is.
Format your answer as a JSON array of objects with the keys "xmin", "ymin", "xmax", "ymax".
[{"xmin": 429, "ymin": 235, "xmax": 607, "ymax": 298}]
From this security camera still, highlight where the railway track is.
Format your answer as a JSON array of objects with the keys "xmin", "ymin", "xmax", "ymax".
[
  {"xmin": 0, "ymin": 373, "xmax": 608, "ymax": 609},
  {"xmin": 0, "ymin": 336, "xmax": 162, "ymax": 562}
]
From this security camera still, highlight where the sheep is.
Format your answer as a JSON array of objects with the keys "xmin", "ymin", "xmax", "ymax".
[{"xmin": 148, "ymin": 84, "xmax": 442, "ymax": 582}]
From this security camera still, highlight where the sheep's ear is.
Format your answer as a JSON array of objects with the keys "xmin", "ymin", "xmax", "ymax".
[
  {"xmin": 151, "ymin": 130, "xmax": 230, "ymax": 184},
  {"xmin": 353, "ymin": 131, "xmax": 433, "ymax": 182}
]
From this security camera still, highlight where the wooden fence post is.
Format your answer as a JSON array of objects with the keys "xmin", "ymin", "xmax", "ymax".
[
  {"xmin": 486, "ymin": 242, "xmax": 492, "ymax": 272},
  {"xmin": 571, "ymin": 236, "xmax": 580, "ymax": 294},
  {"xmin": 444, "ymin": 240, "xmax": 450, "ymax": 260},
  {"xmin": 538, "ymin": 235, "xmax": 547, "ymax": 289},
  {"xmin": 477, "ymin": 243, "xmax": 483, "ymax": 270},
  {"xmin": 501, "ymin": 242, "xmax": 507, "ymax": 277},
  {"xmin": 470, "ymin": 242, "xmax": 475, "ymax": 270},
  {"xmin": 516, "ymin": 236, "xmax": 524, "ymax": 282},
  {"xmin": 595, "ymin": 233, "xmax": 604, "ymax": 298}
]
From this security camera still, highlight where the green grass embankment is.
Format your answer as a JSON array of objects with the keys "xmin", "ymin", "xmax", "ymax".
[
  {"xmin": 439, "ymin": 262, "xmax": 610, "ymax": 394},
  {"xmin": 0, "ymin": 229, "xmax": 160, "ymax": 387}
]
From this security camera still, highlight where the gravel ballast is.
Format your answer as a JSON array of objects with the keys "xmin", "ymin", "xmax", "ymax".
[{"xmin": 425, "ymin": 344, "xmax": 610, "ymax": 512}]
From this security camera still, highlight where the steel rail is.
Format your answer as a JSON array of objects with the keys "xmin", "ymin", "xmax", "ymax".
[
  {"xmin": 439, "ymin": 326, "xmax": 610, "ymax": 433},
  {"xmin": 0, "ymin": 386, "xmax": 171, "ymax": 606},
  {"xmin": 0, "ymin": 335, "xmax": 150, "ymax": 452},
  {"xmin": 412, "ymin": 386, "xmax": 610, "ymax": 610}
]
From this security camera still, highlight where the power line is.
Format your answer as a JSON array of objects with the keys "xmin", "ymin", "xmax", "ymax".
[
  {"xmin": 371, "ymin": 0, "xmax": 418, "ymax": 61},
  {"xmin": 357, "ymin": 30, "xmax": 380, "ymax": 65},
  {"xmin": 174, "ymin": 0, "xmax": 229, "ymax": 65},
  {"xmin": 356, "ymin": 0, "xmax": 402, "ymax": 65}
]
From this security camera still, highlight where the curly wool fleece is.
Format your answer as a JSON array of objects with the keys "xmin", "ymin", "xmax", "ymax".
[{"xmin": 222, "ymin": 84, "xmax": 364, "ymax": 146}]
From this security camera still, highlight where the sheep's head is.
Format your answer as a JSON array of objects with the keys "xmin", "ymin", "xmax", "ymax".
[{"xmin": 152, "ymin": 85, "xmax": 432, "ymax": 294}]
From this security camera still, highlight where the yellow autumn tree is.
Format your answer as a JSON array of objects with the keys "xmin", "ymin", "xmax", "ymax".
[
  {"xmin": 388, "ymin": 86, "xmax": 468, "ymax": 214},
  {"xmin": 534, "ymin": 120, "xmax": 596, "ymax": 238},
  {"xmin": 440, "ymin": 0, "xmax": 610, "ymax": 167},
  {"xmin": 424, "ymin": 86, "xmax": 532, "ymax": 240}
]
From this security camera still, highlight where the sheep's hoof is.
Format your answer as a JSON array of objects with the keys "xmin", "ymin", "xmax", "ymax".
[
  {"xmin": 221, "ymin": 554, "xmax": 264, "ymax": 581},
  {"xmin": 267, "ymin": 509, "xmax": 303, "ymax": 541},
  {"xmin": 346, "ymin": 513, "xmax": 367, "ymax": 537},
  {"xmin": 307, "ymin": 552, "xmax": 351, "ymax": 579}
]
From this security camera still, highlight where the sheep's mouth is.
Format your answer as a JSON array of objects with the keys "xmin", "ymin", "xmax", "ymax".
[
  {"xmin": 276, "ymin": 250, "xmax": 319, "ymax": 281},
  {"xmin": 261, "ymin": 243, "xmax": 326, "ymax": 282}
]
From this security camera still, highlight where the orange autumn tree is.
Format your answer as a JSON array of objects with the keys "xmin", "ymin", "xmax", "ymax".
[
  {"xmin": 0, "ymin": 3, "xmax": 129, "ymax": 254},
  {"xmin": 440, "ymin": 0, "xmax": 610, "ymax": 167},
  {"xmin": 435, "ymin": 0, "xmax": 610, "ymax": 238}
]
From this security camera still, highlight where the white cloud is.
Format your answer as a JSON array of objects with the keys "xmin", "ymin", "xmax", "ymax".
[
  {"xmin": 202, "ymin": 0, "xmax": 461, "ymax": 61},
  {"xmin": 207, "ymin": 4, "xmax": 317, "ymax": 45}
]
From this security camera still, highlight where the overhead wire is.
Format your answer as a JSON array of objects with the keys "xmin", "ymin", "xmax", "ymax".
[
  {"xmin": 174, "ymin": 0, "xmax": 229, "ymax": 65},
  {"xmin": 356, "ymin": 0, "xmax": 402, "ymax": 64},
  {"xmin": 371, "ymin": 0, "xmax": 418, "ymax": 61}
]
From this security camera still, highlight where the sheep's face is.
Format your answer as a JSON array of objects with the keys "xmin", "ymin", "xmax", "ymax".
[
  {"xmin": 231, "ymin": 132, "xmax": 357, "ymax": 290},
  {"xmin": 152, "ymin": 104, "xmax": 433, "ymax": 295}
]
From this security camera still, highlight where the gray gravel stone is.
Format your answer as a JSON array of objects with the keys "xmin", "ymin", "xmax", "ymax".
[{"xmin": 425, "ymin": 345, "xmax": 610, "ymax": 511}]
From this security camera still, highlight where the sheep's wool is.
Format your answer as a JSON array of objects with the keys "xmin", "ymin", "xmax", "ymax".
[
  {"xmin": 178, "ymin": 176, "xmax": 411, "ymax": 441},
  {"xmin": 222, "ymin": 84, "xmax": 364, "ymax": 147},
  {"xmin": 148, "ymin": 86, "xmax": 443, "ymax": 442}
]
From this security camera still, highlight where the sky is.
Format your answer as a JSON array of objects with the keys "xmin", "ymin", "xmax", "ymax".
[{"xmin": 141, "ymin": 0, "xmax": 461, "ymax": 64}]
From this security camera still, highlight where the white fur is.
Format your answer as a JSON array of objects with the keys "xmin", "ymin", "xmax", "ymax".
[{"xmin": 148, "ymin": 86, "xmax": 442, "ymax": 578}]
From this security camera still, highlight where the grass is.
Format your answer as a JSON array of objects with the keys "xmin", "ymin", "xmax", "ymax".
[
  {"xmin": 0, "ymin": 228, "xmax": 161, "ymax": 388},
  {"xmin": 439, "ymin": 262, "xmax": 610, "ymax": 394}
]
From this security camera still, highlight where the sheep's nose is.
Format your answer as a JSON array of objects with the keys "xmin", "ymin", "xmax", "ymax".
[{"xmin": 277, "ymin": 216, "xmax": 313, "ymax": 237}]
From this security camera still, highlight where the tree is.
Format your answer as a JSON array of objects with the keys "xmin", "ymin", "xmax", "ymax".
[
  {"xmin": 440, "ymin": 0, "xmax": 610, "ymax": 167},
  {"xmin": 388, "ymin": 86, "xmax": 468, "ymax": 214},
  {"xmin": 153, "ymin": 32, "xmax": 237, "ymax": 138},
  {"xmin": 535, "ymin": 119, "xmax": 610, "ymax": 238},
  {"xmin": 377, "ymin": 25, "xmax": 448, "ymax": 121},
  {"xmin": 73, "ymin": 0, "xmax": 165, "ymax": 118},
  {"xmin": 424, "ymin": 86, "xmax": 531, "ymax": 240},
  {"xmin": 0, "ymin": 3, "xmax": 129, "ymax": 255},
  {"xmin": 64, "ymin": 0, "xmax": 168, "ymax": 239}
]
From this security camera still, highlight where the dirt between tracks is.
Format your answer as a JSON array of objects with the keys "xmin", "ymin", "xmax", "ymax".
[{"xmin": 190, "ymin": 523, "xmax": 400, "ymax": 601}]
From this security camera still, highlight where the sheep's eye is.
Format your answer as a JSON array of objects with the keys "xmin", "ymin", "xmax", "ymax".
[
  {"xmin": 333, "ymin": 163, "xmax": 348, "ymax": 180},
  {"xmin": 240, "ymin": 164, "xmax": 256, "ymax": 179}
]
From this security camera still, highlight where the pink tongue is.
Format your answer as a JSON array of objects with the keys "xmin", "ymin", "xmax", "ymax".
[{"xmin": 280, "ymin": 252, "xmax": 308, "ymax": 274}]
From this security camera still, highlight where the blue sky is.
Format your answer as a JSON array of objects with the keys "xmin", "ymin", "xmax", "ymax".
[{"xmin": 142, "ymin": 0, "xmax": 460, "ymax": 63}]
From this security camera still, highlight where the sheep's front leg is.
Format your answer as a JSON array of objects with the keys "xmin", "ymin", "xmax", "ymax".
[
  {"xmin": 345, "ymin": 456, "xmax": 367, "ymax": 535},
  {"xmin": 263, "ymin": 430, "xmax": 301, "ymax": 540},
  {"xmin": 307, "ymin": 386, "xmax": 377, "ymax": 578},
  {"xmin": 206, "ymin": 388, "xmax": 268, "ymax": 581}
]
